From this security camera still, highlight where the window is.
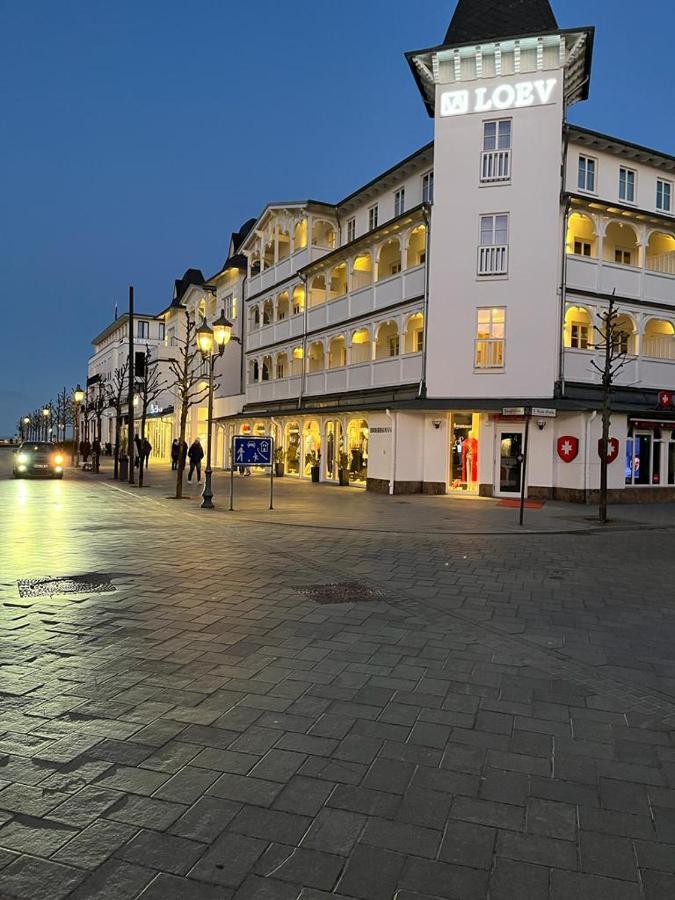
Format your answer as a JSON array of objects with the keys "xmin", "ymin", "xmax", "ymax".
[
  {"xmin": 481, "ymin": 120, "xmax": 511, "ymax": 182},
  {"xmin": 347, "ymin": 218, "xmax": 356, "ymax": 242},
  {"xmin": 570, "ymin": 323, "xmax": 590, "ymax": 349},
  {"xmin": 368, "ymin": 205, "xmax": 379, "ymax": 231},
  {"xmin": 615, "ymin": 248, "xmax": 633, "ymax": 266},
  {"xmin": 134, "ymin": 351, "xmax": 145, "ymax": 378},
  {"xmin": 657, "ymin": 179, "xmax": 672, "ymax": 213},
  {"xmin": 415, "ymin": 330, "xmax": 424, "ymax": 353},
  {"xmin": 574, "ymin": 240, "xmax": 592, "ymax": 257},
  {"xmin": 389, "ymin": 335, "xmax": 400, "ymax": 357},
  {"xmin": 422, "ymin": 171, "xmax": 434, "ymax": 204},
  {"xmin": 394, "ymin": 188, "xmax": 405, "ymax": 217},
  {"xmin": 137, "ymin": 320, "xmax": 149, "ymax": 339},
  {"xmin": 578, "ymin": 155, "xmax": 596, "ymax": 193},
  {"xmin": 390, "ymin": 261, "xmax": 402, "ymax": 275},
  {"xmin": 158, "ymin": 322, "xmax": 165, "ymax": 341},
  {"xmin": 478, "ymin": 214, "xmax": 509, "ymax": 275},
  {"xmin": 619, "ymin": 167, "xmax": 636, "ymax": 203},
  {"xmin": 277, "ymin": 360, "xmax": 286, "ymax": 379},
  {"xmin": 224, "ymin": 293, "xmax": 236, "ymax": 320},
  {"xmin": 475, "ymin": 308, "xmax": 506, "ymax": 369}
]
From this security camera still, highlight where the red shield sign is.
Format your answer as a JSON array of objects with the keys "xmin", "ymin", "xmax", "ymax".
[
  {"xmin": 598, "ymin": 438, "xmax": 620, "ymax": 464},
  {"xmin": 557, "ymin": 435, "xmax": 579, "ymax": 463},
  {"xmin": 658, "ymin": 390, "xmax": 673, "ymax": 409}
]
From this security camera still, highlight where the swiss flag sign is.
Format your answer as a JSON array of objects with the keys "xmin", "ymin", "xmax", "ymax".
[
  {"xmin": 658, "ymin": 391, "xmax": 673, "ymax": 409},
  {"xmin": 557, "ymin": 436, "xmax": 579, "ymax": 463},
  {"xmin": 598, "ymin": 438, "xmax": 620, "ymax": 464}
]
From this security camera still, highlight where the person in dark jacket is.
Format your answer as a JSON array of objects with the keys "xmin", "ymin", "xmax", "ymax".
[
  {"xmin": 142, "ymin": 438, "xmax": 152, "ymax": 470},
  {"xmin": 187, "ymin": 438, "xmax": 204, "ymax": 482},
  {"xmin": 171, "ymin": 439, "xmax": 180, "ymax": 470}
]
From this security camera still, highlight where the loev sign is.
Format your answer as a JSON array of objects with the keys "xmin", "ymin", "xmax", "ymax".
[{"xmin": 440, "ymin": 78, "xmax": 557, "ymax": 118}]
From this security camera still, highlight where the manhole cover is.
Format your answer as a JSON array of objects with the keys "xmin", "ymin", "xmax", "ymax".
[
  {"xmin": 17, "ymin": 574, "xmax": 116, "ymax": 598},
  {"xmin": 296, "ymin": 582, "xmax": 384, "ymax": 605}
]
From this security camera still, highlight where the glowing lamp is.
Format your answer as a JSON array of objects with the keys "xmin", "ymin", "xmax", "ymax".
[
  {"xmin": 73, "ymin": 384, "xmax": 85, "ymax": 404},
  {"xmin": 212, "ymin": 310, "xmax": 233, "ymax": 352},
  {"xmin": 22, "ymin": 417, "xmax": 30, "ymax": 425},
  {"xmin": 196, "ymin": 320, "xmax": 214, "ymax": 357},
  {"xmin": 42, "ymin": 407, "xmax": 50, "ymax": 418}
]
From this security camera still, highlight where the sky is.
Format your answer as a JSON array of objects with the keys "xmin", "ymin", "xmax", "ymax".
[{"xmin": 1, "ymin": 0, "xmax": 673, "ymax": 434}]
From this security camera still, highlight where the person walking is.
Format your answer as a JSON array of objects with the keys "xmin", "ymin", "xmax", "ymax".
[
  {"xmin": 171, "ymin": 439, "xmax": 180, "ymax": 471},
  {"xmin": 187, "ymin": 437, "xmax": 204, "ymax": 483},
  {"xmin": 142, "ymin": 437, "xmax": 152, "ymax": 470}
]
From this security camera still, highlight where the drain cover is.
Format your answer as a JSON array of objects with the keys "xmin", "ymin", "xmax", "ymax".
[
  {"xmin": 17, "ymin": 574, "xmax": 116, "ymax": 598},
  {"xmin": 297, "ymin": 582, "xmax": 384, "ymax": 605}
]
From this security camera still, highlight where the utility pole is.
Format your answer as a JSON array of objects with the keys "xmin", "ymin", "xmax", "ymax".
[{"xmin": 128, "ymin": 285, "xmax": 136, "ymax": 483}]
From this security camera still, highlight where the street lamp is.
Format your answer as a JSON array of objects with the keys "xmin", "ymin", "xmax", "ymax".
[
  {"xmin": 195, "ymin": 308, "xmax": 233, "ymax": 509},
  {"xmin": 42, "ymin": 407, "xmax": 50, "ymax": 441},
  {"xmin": 73, "ymin": 384, "xmax": 84, "ymax": 466},
  {"xmin": 22, "ymin": 417, "xmax": 30, "ymax": 442}
]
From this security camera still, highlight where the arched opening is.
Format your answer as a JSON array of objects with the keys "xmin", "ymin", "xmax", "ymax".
[
  {"xmin": 250, "ymin": 306, "xmax": 260, "ymax": 330},
  {"xmin": 303, "ymin": 420, "xmax": 321, "ymax": 477},
  {"xmin": 261, "ymin": 355, "xmax": 272, "ymax": 381},
  {"xmin": 604, "ymin": 222, "xmax": 639, "ymax": 266},
  {"xmin": 292, "ymin": 285, "xmax": 305, "ymax": 315},
  {"xmin": 328, "ymin": 335, "xmax": 346, "ymax": 369},
  {"xmin": 250, "ymin": 253, "xmax": 261, "ymax": 277},
  {"xmin": 285, "ymin": 421, "xmax": 300, "ymax": 475},
  {"xmin": 566, "ymin": 213, "xmax": 597, "ymax": 258},
  {"xmin": 647, "ymin": 232, "xmax": 675, "ymax": 275},
  {"xmin": 375, "ymin": 321, "xmax": 400, "ymax": 359},
  {"xmin": 325, "ymin": 420, "xmax": 343, "ymax": 481},
  {"xmin": 248, "ymin": 359, "xmax": 259, "ymax": 384},
  {"xmin": 198, "ymin": 298, "xmax": 207, "ymax": 320},
  {"xmin": 350, "ymin": 328, "xmax": 371, "ymax": 365},
  {"xmin": 307, "ymin": 341, "xmax": 325, "ymax": 373},
  {"xmin": 277, "ymin": 291, "xmax": 290, "ymax": 321},
  {"xmin": 404, "ymin": 313, "xmax": 424, "ymax": 353},
  {"xmin": 330, "ymin": 264, "xmax": 348, "ymax": 298},
  {"xmin": 312, "ymin": 220, "xmax": 336, "ymax": 249},
  {"xmin": 347, "ymin": 419, "xmax": 369, "ymax": 485},
  {"xmin": 378, "ymin": 239, "xmax": 402, "ymax": 280},
  {"xmin": 294, "ymin": 220, "xmax": 307, "ymax": 251},
  {"xmin": 406, "ymin": 225, "xmax": 427, "ymax": 268},
  {"xmin": 278, "ymin": 228, "xmax": 291, "ymax": 261},
  {"xmin": 290, "ymin": 346, "xmax": 303, "ymax": 377},
  {"xmin": 276, "ymin": 352, "xmax": 288, "ymax": 379},
  {"xmin": 352, "ymin": 253, "xmax": 373, "ymax": 291},
  {"xmin": 643, "ymin": 319, "xmax": 675, "ymax": 360},
  {"xmin": 612, "ymin": 314, "xmax": 637, "ymax": 355},
  {"xmin": 564, "ymin": 306, "xmax": 593, "ymax": 350},
  {"xmin": 263, "ymin": 239, "xmax": 275, "ymax": 269},
  {"xmin": 262, "ymin": 299, "xmax": 274, "ymax": 326},
  {"xmin": 309, "ymin": 275, "xmax": 328, "ymax": 308}
]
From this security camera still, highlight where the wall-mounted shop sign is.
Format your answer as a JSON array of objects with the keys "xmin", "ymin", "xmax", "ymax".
[{"xmin": 440, "ymin": 78, "xmax": 557, "ymax": 118}]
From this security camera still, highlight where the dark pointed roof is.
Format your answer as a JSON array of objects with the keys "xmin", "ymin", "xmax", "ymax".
[
  {"xmin": 445, "ymin": 0, "xmax": 558, "ymax": 45},
  {"xmin": 173, "ymin": 268, "xmax": 205, "ymax": 303},
  {"xmin": 223, "ymin": 218, "xmax": 256, "ymax": 270}
]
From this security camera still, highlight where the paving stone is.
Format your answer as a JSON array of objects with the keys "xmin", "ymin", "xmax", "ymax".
[
  {"xmin": 439, "ymin": 820, "xmax": 496, "ymax": 870},
  {"xmin": 580, "ymin": 830, "xmax": 638, "ymax": 881},
  {"xmin": 48, "ymin": 784, "xmax": 123, "ymax": 826},
  {"xmin": 396, "ymin": 787, "xmax": 452, "ymax": 829},
  {"xmin": 301, "ymin": 808, "xmax": 365, "ymax": 855},
  {"xmin": 362, "ymin": 758, "xmax": 416, "ymax": 794},
  {"xmin": 526, "ymin": 796, "xmax": 577, "ymax": 839},
  {"xmin": 0, "ymin": 781, "xmax": 71, "ymax": 817},
  {"xmin": 189, "ymin": 832, "xmax": 267, "ymax": 888},
  {"xmin": 250, "ymin": 749, "xmax": 307, "ymax": 783},
  {"xmin": 274, "ymin": 776, "xmax": 336, "ymax": 817},
  {"xmin": 190, "ymin": 747, "xmax": 259, "ymax": 775},
  {"xmin": 641, "ymin": 868, "xmax": 675, "ymax": 899},
  {"xmin": 0, "ymin": 815, "xmax": 78, "ymax": 855},
  {"xmin": 361, "ymin": 817, "xmax": 441, "ymax": 859},
  {"xmin": 208, "ymin": 772, "xmax": 283, "ymax": 806},
  {"xmin": 399, "ymin": 857, "xmax": 489, "ymax": 900},
  {"xmin": 69, "ymin": 857, "xmax": 156, "ymax": 899},
  {"xmin": 0, "ymin": 854, "xmax": 84, "ymax": 900},
  {"xmin": 52, "ymin": 819, "xmax": 139, "ymax": 869},
  {"xmin": 479, "ymin": 769, "xmax": 529, "ymax": 806},
  {"xmin": 137, "ymin": 872, "xmax": 228, "ymax": 899},
  {"xmin": 451, "ymin": 797, "xmax": 524, "ymax": 831},
  {"xmin": 488, "ymin": 857, "xmax": 551, "ymax": 900},
  {"xmin": 549, "ymin": 868, "xmax": 642, "ymax": 899},
  {"xmin": 497, "ymin": 828, "xmax": 576, "ymax": 868},
  {"xmin": 579, "ymin": 806, "xmax": 657, "ymax": 840},
  {"xmin": 170, "ymin": 795, "xmax": 241, "ymax": 843},
  {"xmin": 336, "ymin": 844, "xmax": 405, "ymax": 900},
  {"xmin": 95, "ymin": 764, "xmax": 171, "ymax": 795},
  {"xmin": 232, "ymin": 874, "xmax": 301, "ymax": 899},
  {"xmin": 117, "ymin": 828, "xmax": 205, "ymax": 875},
  {"xmin": 152, "ymin": 765, "xmax": 221, "ymax": 803},
  {"xmin": 105, "ymin": 793, "xmax": 188, "ymax": 829},
  {"xmin": 260, "ymin": 846, "xmax": 344, "ymax": 891},
  {"xmin": 653, "ymin": 806, "xmax": 675, "ymax": 842},
  {"xmin": 139, "ymin": 741, "xmax": 203, "ymax": 773},
  {"xmin": 635, "ymin": 839, "xmax": 675, "ymax": 874},
  {"xmin": 229, "ymin": 804, "xmax": 311, "ymax": 844}
]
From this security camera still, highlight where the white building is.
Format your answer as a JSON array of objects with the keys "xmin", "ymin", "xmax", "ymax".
[{"xmin": 219, "ymin": 0, "xmax": 675, "ymax": 502}]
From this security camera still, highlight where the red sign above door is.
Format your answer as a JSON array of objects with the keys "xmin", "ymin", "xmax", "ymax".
[
  {"xmin": 598, "ymin": 437, "xmax": 620, "ymax": 464},
  {"xmin": 658, "ymin": 390, "xmax": 673, "ymax": 409},
  {"xmin": 556, "ymin": 436, "xmax": 579, "ymax": 463}
]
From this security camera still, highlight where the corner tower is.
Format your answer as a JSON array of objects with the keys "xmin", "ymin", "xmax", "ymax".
[{"xmin": 407, "ymin": 1, "xmax": 594, "ymax": 400}]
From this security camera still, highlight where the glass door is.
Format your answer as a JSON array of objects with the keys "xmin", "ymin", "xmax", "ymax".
[{"xmin": 498, "ymin": 431, "xmax": 523, "ymax": 495}]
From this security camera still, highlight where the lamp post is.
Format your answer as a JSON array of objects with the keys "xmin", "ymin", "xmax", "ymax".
[
  {"xmin": 42, "ymin": 407, "xmax": 50, "ymax": 441},
  {"xmin": 21, "ymin": 417, "xmax": 30, "ymax": 442},
  {"xmin": 195, "ymin": 308, "xmax": 233, "ymax": 509},
  {"xmin": 73, "ymin": 384, "xmax": 85, "ymax": 466}
]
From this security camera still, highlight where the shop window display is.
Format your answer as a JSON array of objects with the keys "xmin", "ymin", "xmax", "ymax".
[
  {"xmin": 450, "ymin": 413, "xmax": 480, "ymax": 492},
  {"xmin": 347, "ymin": 419, "xmax": 369, "ymax": 484}
]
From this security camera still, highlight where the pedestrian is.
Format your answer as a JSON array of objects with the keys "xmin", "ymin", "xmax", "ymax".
[
  {"xmin": 187, "ymin": 437, "xmax": 204, "ymax": 483},
  {"xmin": 82, "ymin": 439, "xmax": 91, "ymax": 463},
  {"xmin": 142, "ymin": 437, "xmax": 152, "ymax": 470},
  {"xmin": 134, "ymin": 433, "xmax": 142, "ymax": 468},
  {"xmin": 92, "ymin": 437, "xmax": 101, "ymax": 473},
  {"xmin": 179, "ymin": 439, "xmax": 188, "ymax": 471},
  {"xmin": 171, "ymin": 439, "xmax": 180, "ymax": 471}
]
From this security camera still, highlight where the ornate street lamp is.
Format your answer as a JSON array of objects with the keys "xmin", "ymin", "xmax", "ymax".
[
  {"xmin": 73, "ymin": 385, "xmax": 85, "ymax": 466},
  {"xmin": 42, "ymin": 406, "xmax": 50, "ymax": 441},
  {"xmin": 195, "ymin": 307, "xmax": 233, "ymax": 509},
  {"xmin": 21, "ymin": 417, "xmax": 30, "ymax": 442}
]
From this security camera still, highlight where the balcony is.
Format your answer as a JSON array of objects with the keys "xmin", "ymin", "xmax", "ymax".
[
  {"xmin": 480, "ymin": 150, "xmax": 511, "ymax": 183},
  {"xmin": 247, "ymin": 312, "xmax": 305, "ymax": 352},
  {"xmin": 477, "ymin": 245, "xmax": 508, "ymax": 276}
]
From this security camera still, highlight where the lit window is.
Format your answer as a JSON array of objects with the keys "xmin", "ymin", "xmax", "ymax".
[
  {"xmin": 422, "ymin": 171, "xmax": 434, "ymax": 204},
  {"xmin": 347, "ymin": 218, "xmax": 356, "ymax": 242},
  {"xmin": 389, "ymin": 335, "xmax": 400, "ymax": 357},
  {"xmin": 615, "ymin": 249, "xmax": 633, "ymax": 266},
  {"xmin": 578, "ymin": 155, "xmax": 596, "ymax": 193},
  {"xmin": 619, "ymin": 167, "xmax": 636, "ymax": 203},
  {"xmin": 657, "ymin": 179, "xmax": 672, "ymax": 213},
  {"xmin": 574, "ymin": 240, "xmax": 592, "ymax": 257},
  {"xmin": 478, "ymin": 214, "xmax": 509, "ymax": 275},
  {"xmin": 475, "ymin": 308, "xmax": 506, "ymax": 369},
  {"xmin": 570, "ymin": 323, "xmax": 590, "ymax": 349},
  {"xmin": 368, "ymin": 205, "xmax": 379, "ymax": 231},
  {"xmin": 224, "ymin": 293, "xmax": 236, "ymax": 320},
  {"xmin": 415, "ymin": 330, "xmax": 424, "ymax": 353},
  {"xmin": 394, "ymin": 188, "xmax": 405, "ymax": 217}
]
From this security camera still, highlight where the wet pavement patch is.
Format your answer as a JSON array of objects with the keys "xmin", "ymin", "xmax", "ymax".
[
  {"xmin": 17, "ymin": 574, "xmax": 116, "ymax": 598},
  {"xmin": 296, "ymin": 582, "xmax": 385, "ymax": 604}
]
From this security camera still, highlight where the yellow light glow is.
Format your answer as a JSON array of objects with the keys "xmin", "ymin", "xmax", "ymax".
[
  {"xmin": 73, "ymin": 388, "xmax": 85, "ymax": 404},
  {"xmin": 22, "ymin": 417, "xmax": 30, "ymax": 424},
  {"xmin": 293, "ymin": 347, "xmax": 304, "ymax": 359},
  {"xmin": 53, "ymin": 454, "xmax": 64, "ymax": 465},
  {"xmin": 213, "ymin": 322, "xmax": 232, "ymax": 348}
]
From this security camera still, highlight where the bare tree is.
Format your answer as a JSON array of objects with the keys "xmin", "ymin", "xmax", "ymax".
[
  {"xmin": 168, "ymin": 312, "xmax": 209, "ymax": 499},
  {"xmin": 108, "ymin": 360, "xmax": 130, "ymax": 480},
  {"xmin": 591, "ymin": 291, "xmax": 629, "ymax": 524},
  {"xmin": 89, "ymin": 377, "xmax": 109, "ymax": 473},
  {"xmin": 137, "ymin": 346, "xmax": 166, "ymax": 488}
]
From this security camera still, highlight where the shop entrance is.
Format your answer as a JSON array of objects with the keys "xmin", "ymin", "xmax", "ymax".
[
  {"xmin": 497, "ymin": 430, "xmax": 524, "ymax": 496},
  {"xmin": 449, "ymin": 413, "xmax": 480, "ymax": 493}
]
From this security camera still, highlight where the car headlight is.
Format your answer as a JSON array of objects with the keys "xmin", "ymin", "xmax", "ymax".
[
  {"xmin": 53, "ymin": 454, "xmax": 64, "ymax": 465},
  {"xmin": 18, "ymin": 465, "xmax": 27, "ymax": 472},
  {"xmin": 17, "ymin": 453, "xmax": 29, "ymax": 464}
]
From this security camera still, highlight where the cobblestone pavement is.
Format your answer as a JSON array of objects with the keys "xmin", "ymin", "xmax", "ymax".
[{"xmin": 1, "ymin": 457, "xmax": 675, "ymax": 898}]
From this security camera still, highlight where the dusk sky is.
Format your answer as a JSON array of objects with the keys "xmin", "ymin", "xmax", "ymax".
[{"xmin": 1, "ymin": 0, "xmax": 673, "ymax": 434}]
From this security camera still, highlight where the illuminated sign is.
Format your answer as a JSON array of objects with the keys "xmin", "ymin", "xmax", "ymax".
[{"xmin": 440, "ymin": 78, "xmax": 557, "ymax": 118}]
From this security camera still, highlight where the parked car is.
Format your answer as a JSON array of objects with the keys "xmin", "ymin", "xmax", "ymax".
[{"xmin": 13, "ymin": 442, "xmax": 65, "ymax": 479}]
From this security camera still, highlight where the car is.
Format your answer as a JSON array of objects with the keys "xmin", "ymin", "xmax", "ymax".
[{"xmin": 13, "ymin": 442, "xmax": 65, "ymax": 479}]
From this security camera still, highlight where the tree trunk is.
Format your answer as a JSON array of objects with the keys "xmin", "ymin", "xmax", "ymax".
[
  {"xmin": 138, "ymin": 411, "xmax": 147, "ymax": 488},
  {"xmin": 599, "ymin": 402, "xmax": 610, "ymax": 524},
  {"xmin": 113, "ymin": 414, "xmax": 121, "ymax": 479}
]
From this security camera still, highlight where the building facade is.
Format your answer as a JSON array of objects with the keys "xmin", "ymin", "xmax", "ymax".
[{"xmin": 218, "ymin": 0, "xmax": 675, "ymax": 502}]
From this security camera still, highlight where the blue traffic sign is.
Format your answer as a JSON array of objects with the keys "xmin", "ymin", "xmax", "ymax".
[{"xmin": 233, "ymin": 436, "xmax": 273, "ymax": 466}]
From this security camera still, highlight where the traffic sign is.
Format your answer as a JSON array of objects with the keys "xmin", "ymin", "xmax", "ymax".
[{"xmin": 233, "ymin": 436, "xmax": 273, "ymax": 466}]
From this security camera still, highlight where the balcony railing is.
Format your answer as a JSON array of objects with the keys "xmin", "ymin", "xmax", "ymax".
[
  {"xmin": 474, "ymin": 339, "xmax": 504, "ymax": 369},
  {"xmin": 647, "ymin": 251, "xmax": 675, "ymax": 276},
  {"xmin": 480, "ymin": 150, "xmax": 511, "ymax": 183},
  {"xmin": 478, "ymin": 245, "xmax": 508, "ymax": 276}
]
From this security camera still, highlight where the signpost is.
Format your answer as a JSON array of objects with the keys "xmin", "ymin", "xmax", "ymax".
[
  {"xmin": 502, "ymin": 406, "xmax": 537, "ymax": 526},
  {"xmin": 230, "ymin": 436, "xmax": 274, "ymax": 511}
]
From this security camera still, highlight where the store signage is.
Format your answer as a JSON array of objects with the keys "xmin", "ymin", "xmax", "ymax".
[
  {"xmin": 598, "ymin": 438, "xmax": 620, "ymax": 464},
  {"xmin": 502, "ymin": 407, "xmax": 526, "ymax": 416},
  {"xmin": 557, "ymin": 436, "xmax": 579, "ymax": 463},
  {"xmin": 532, "ymin": 408, "xmax": 557, "ymax": 419},
  {"xmin": 370, "ymin": 427, "xmax": 392, "ymax": 434},
  {"xmin": 658, "ymin": 390, "xmax": 673, "ymax": 408},
  {"xmin": 440, "ymin": 78, "xmax": 557, "ymax": 118},
  {"xmin": 631, "ymin": 420, "xmax": 675, "ymax": 431}
]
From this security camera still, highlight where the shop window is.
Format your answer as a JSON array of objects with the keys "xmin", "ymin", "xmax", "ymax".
[
  {"xmin": 626, "ymin": 432, "xmax": 664, "ymax": 486},
  {"xmin": 475, "ymin": 308, "xmax": 505, "ymax": 369},
  {"xmin": 450, "ymin": 413, "xmax": 480, "ymax": 493},
  {"xmin": 347, "ymin": 419, "xmax": 369, "ymax": 484},
  {"xmin": 285, "ymin": 422, "xmax": 300, "ymax": 475}
]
